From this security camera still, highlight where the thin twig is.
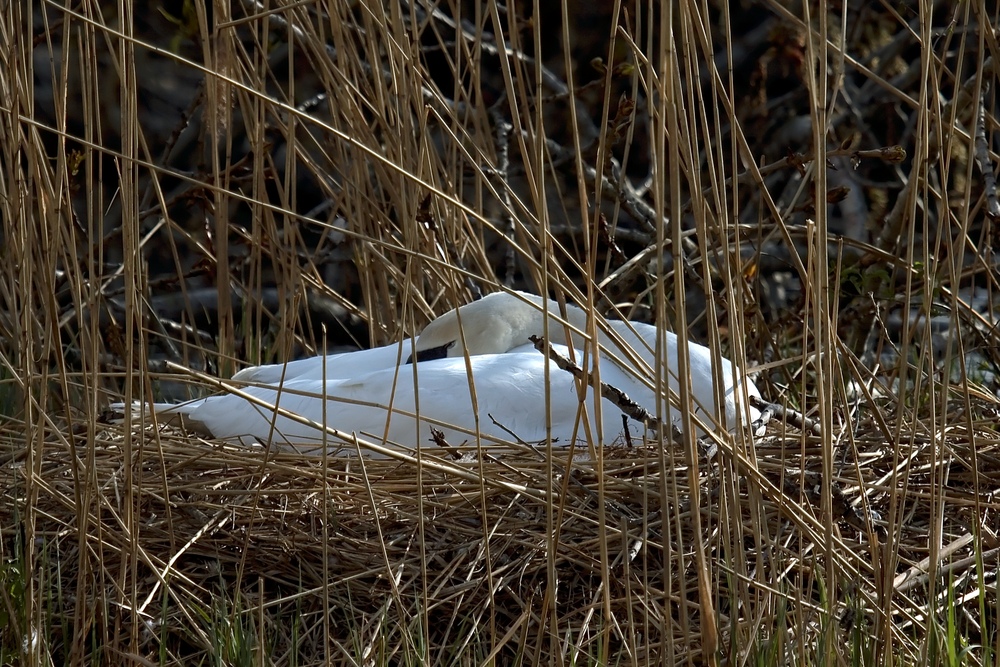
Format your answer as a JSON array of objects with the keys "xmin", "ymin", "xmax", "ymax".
[{"xmin": 974, "ymin": 84, "xmax": 1000, "ymax": 221}]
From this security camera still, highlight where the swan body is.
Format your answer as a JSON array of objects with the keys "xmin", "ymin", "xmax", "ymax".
[{"xmin": 138, "ymin": 292, "xmax": 761, "ymax": 454}]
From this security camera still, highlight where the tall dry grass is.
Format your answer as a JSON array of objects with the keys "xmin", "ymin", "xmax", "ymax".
[{"xmin": 2, "ymin": 0, "xmax": 999, "ymax": 665}]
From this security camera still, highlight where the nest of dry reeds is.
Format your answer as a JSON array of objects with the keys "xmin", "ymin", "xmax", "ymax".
[{"xmin": 4, "ymin": 406, "xmax": 998, "ymax": 664}]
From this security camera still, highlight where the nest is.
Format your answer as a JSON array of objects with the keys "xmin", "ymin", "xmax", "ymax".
[{"xmin": 2, "ymin": 412, "xmax": 999, "ymax": 664}]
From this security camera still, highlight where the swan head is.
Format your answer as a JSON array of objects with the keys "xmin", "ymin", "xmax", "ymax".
[{"xmin": 407, "ymin": 292, "xmax": 582, "ymax": 363}]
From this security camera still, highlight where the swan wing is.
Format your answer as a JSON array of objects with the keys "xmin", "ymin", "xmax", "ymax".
[
  {"xmin": 231, "ymin": 339, "xmax": 415, "ymax": 383},
  {"xmin": 604, "ymin": 320, "xmax": 761, "ymax": 429}
]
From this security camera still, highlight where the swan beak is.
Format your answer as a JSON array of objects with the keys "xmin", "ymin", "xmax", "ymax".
[{"xmin": 405, "ymin": 342, "xmax": 453, "ymax": 364}]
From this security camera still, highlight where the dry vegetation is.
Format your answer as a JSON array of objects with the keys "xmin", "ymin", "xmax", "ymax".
[{"xmin": 2, "ymin": 0, "xmax": 1000, "ymax": 664}]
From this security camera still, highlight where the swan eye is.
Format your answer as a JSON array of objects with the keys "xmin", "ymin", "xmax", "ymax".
[{"xmin": 405, "ymin": 341, "xmax": 454, "ymax": 364}]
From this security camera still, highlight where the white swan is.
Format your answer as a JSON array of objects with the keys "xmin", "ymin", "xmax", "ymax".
[{"xmin": 134, "ymin": 292, "xmax": 761, "ymax": 454}]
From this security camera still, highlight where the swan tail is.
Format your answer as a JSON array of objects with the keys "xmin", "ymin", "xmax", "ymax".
[{"xmin": 107, "ymin": 400, "xmax": 214, "ymax": 437}]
